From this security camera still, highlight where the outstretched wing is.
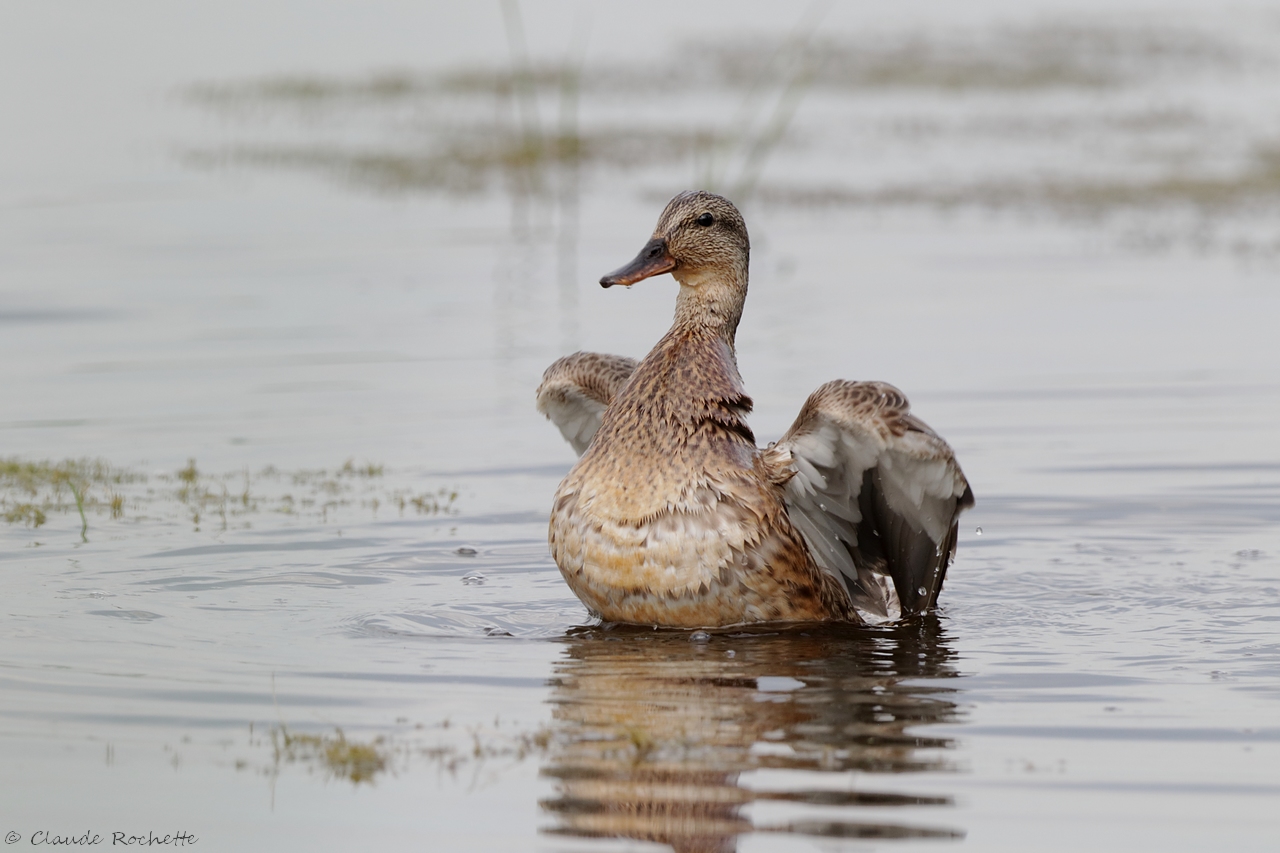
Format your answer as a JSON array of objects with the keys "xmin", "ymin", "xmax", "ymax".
[
  {"xmin": 772, "ymin": 380, "xmax": 973, "ymax": 621},
  {"xmin": 536, "ymin": 351, "xmax": 639, "ymax": 455}
]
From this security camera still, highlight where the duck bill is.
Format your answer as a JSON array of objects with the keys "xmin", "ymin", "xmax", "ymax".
[{"xmin": 599, "ymin": 238, "xmax": 676, "ymax": 288}]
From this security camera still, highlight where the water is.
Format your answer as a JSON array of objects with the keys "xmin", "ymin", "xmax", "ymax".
[{"xmin": 3, "ymin": 2, "xmax": 1280, "ymax": 850}]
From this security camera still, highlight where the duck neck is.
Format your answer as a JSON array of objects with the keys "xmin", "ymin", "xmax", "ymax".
[{"xmin": 672, "ymin": 261, "xmax": 748, "ymax": 351}]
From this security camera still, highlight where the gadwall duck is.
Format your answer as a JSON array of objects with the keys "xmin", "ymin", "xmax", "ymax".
[{"xmin": 537, "ymin": 191, "xmax": 973, "ymax": 628}]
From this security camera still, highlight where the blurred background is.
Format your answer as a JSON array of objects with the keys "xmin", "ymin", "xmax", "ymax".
[
  {"xmin": 5, "ymin": 0, "xmax": 1280, "ymax": 471},
  {"xmin": 2, "ymin": 2, "xmax": 1279, "ymax": 851}
]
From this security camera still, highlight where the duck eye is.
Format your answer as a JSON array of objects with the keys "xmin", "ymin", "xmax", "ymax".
[{"xmin": 696, "ymin": 212, "xmax": 714, "ymax": 227}]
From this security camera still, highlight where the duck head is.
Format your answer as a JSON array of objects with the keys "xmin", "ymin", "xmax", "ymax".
[{"xmin": 600, "ymin": 191, "xmax": 750, "ymax": 290}]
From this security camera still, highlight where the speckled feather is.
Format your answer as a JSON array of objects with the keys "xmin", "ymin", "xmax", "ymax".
[
  {"xmin": 540, "ymin": 191, "xmax": 971, "ymax": 628},
  {"xmin": 550, "ymin": 323, "xmax": 853, "ymax": 627},
  {"xmin": 536, "ymin": 352, "xmax": 639, "ymax": 454}
]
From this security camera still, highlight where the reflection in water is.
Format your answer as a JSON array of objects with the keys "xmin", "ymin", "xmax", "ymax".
[{"xmin": 541, "ymin": 621, "xmax": 965, "ymax": 851}]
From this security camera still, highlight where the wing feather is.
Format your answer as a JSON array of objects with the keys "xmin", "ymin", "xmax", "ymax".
[
  {"xmin": 776, "ymin": 380, "xmax": 973, "ymax": 622},
  {"xmin": 536, "ymin": 352, "xmax": 638, "ymax": 455}
]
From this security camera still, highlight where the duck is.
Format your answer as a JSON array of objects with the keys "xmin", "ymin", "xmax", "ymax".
[{"xmin": 536, "ymin": 190, "xmax": 973, "ymax": 628}]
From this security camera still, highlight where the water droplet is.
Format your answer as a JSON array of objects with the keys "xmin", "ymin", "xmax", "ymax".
[
  {"xmin": 974, "ymin": 527, "xmax": 983, "ymax": 536},
  {"xmin": 690, "ymin": 631, "xmax": 711, "ymax": 643},
  {"xmin": 461, "ymin": 572, "xmax": 486, "ymax": 585},
  {"xmin": 455, "ymin": 547, "xmax": 478, "ymax": 557},
  {"xmin": 916, "ymin": 586, "xmax": 927, "ymax": 597}
]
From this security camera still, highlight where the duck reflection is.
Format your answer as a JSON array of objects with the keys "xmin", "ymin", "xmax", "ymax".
[{"xmin": 540, "ymin": 619, "xmax": 965, "ymax": 852}]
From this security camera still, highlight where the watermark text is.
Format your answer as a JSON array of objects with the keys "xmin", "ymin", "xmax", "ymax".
[{"xmin": 5, "ymin": 831, "xmax": 197, "ymax": 847}]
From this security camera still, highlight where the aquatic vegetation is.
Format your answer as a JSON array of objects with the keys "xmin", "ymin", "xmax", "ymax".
[
  {"xmin": 701, "ymin": 23, "xmax": 1237, "ymax": 92},
  {"xmin": 0, "ymin": 455, "xmax": 458, "ymax": 537},
  {"xmin": 248, "ymin": 720, "xmax": 555, "ymax": 786},
  {"xmin": 339, "ymin": 459, "xmax": 384, "ymax": 478},
  {"xmin": 0, "ymin": 457, "xmax": 141, "ymax": 533},
  {"xmin": 0, "ymin": 457, "xmax": 140, "ymax": 494},
  {"xmin": 186, "ymin": 71, "xmax": 436, "ymax": 105},
  {"xmin": 178, "ymin": 17, "xmax": 1280, "ymax": 252},
  {"xmin": 269, "ymin": 726, "xmax": 388, "ymax": 785},
  {"xmin": 761, "ymin": 143, "xmax": 1280, "ymax": 212},
  {"xmin": 183, "ymin": 128, "xmax": 712, "ymax": 196},
  {"xmin": 756, "ymin": 142, "xmax": 1280, "ymax": 253},
  {"xmin": 3, "ymin": 503, "xmax": 47, "ymax": 528},
  {"xmin": 185, "ymin": 23, "xmax": 1235, "ymax": 106}
]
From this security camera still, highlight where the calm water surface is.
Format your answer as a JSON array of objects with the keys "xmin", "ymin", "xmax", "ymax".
[{"xmin": 2, "ymin": 2, "xmax": 1279, "ymax": 850}]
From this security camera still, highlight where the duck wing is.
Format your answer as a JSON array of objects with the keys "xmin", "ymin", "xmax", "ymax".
[
  {"xmin": 536, "ymin": 351, "xmax": 639, "ymax": 455},
  {"xmin": 770, "ymin": 380, "xmax": 973, "ymax": 621}
]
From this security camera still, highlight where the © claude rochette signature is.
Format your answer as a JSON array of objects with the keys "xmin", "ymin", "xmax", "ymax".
[{"xmin": 6, "ymin": 831, "xmax": 197, "ymax": 847}]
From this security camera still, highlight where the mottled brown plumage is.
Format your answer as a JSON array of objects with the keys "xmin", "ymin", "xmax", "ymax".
[
  {"xmin": 538, "ymin": 191, "xmax": 972, "ymax": 628},
  {"xmin": 537, "ymin": 352, "xmax": 639, "ymax": 454}
]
